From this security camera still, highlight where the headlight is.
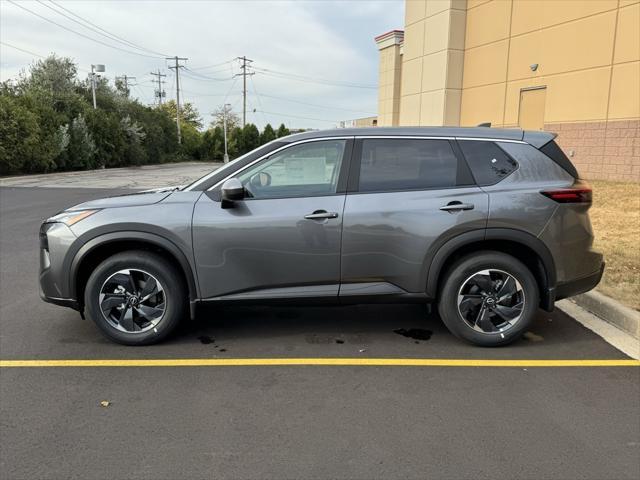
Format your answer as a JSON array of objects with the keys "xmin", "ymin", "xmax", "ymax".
[{"xmin": 46, "ymin": 209, "xmax": 99, "ymax": 226}]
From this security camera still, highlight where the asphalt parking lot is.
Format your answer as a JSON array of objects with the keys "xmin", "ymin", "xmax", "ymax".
[{"xmin": 1, "ymin": 172, "xmax": 639, "ymax": 479}]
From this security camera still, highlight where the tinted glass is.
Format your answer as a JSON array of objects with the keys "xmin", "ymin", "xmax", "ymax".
[
  {"xmin": 458, "ymin": 140, "xmax": 518, "ymax": 185},
  {"xmin": 358, "ymin": 139, "xmax": 460, "ymax": 192},
  {"xmin": 237, "ymin": 140, "xmax": 345, "ymax": 199},
  {"xmin": 540, "ymin": 140, "xmax": 579, "ymax": 178}
]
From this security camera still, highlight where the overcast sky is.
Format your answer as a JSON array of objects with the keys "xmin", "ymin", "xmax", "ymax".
[{"xmin": 1, "ymin": 0, "xmax": 404, "ymax": 130}]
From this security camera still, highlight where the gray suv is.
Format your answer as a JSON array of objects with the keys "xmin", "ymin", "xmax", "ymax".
[{"xmin": 39, "ymin": 127, "xmax": 604, "ymax": 346}]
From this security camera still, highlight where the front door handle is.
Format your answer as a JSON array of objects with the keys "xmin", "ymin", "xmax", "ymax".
[
  {"xmin": 440, "ymin": 202, "xmax": 474, "ymax": 212},
  {"xmin": 304, "ymin": 210, "xmax": 339, "ymax": 220}
]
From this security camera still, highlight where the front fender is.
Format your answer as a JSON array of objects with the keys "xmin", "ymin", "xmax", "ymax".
[{"xmin": 66, "ymin": 227, "xmax": 199, "ymax": 303}]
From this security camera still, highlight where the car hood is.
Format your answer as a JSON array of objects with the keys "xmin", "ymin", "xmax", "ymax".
[{"xmin": 67, "ymin": 191, "xmax": 173, "ymax": 211}]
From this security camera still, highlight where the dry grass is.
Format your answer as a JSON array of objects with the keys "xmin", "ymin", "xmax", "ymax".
[{"xmin": 589, "ymin": 180, "xmax": 640, "ymax": 310}]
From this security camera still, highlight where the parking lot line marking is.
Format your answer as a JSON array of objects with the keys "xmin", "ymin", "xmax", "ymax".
[{"xmin": 1, "ymin": 358, "xmax": 639, "ymax": 368}]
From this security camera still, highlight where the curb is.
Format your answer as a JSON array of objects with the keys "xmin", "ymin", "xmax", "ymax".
[{"xmin": 570, "ymin": 290, "xmax": 640, "ymax": 339}]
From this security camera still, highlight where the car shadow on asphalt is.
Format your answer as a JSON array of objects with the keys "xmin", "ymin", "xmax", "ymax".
[{"xmin": 157, "ymin": 303, "xmax": 627, "ymax": 359}]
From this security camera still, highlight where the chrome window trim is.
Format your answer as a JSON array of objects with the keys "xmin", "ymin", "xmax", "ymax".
[
  {"xmin": 205, "ymin": 136, "xmax": 353, "ymax": 192},
  {"xmin": 354, "ymin": 135, "xmax": 526, "ymax": 144},
  {"xmin": 355, "ymin": 135, "xmax": 455, "ymax": 140},
  {"xmin": 198, "ymin": 134, "xmax": 527, "ymax": 192},
  {"xmin": 456, "ymin": 137, "xmax": 527, "ymax": 144}
]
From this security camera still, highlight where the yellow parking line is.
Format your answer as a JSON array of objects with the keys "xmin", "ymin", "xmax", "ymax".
[{"xmin": 0, "ymin": 358, "xmax": 639, "ymax": 368}]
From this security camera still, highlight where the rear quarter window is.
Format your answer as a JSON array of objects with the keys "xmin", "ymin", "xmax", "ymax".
[
  {"xmin": 457, "ymin": 140, "xmax": 518, "ymax": 186},
  {"xmin": 539, "ymin": 140, "xmax": 579, "ymax": 178}
]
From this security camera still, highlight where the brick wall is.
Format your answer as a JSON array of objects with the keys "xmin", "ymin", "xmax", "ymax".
[{"xmin": 547, "ymin": 120, "xmax": 640, "ymax": 182}]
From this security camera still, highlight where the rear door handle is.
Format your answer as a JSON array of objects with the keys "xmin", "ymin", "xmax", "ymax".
[
  {"xmin": 440, "ymin": 202, "xmax": 474, "ymax": 212},
  {"xmin": 304, "ymin": 210, "xmax": 339, "ymax": 220}
]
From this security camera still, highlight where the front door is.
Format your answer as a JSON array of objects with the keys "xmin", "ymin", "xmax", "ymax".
[{"xmin": 192, "ymin": 138, "xmax": 351, "ymax": 300}]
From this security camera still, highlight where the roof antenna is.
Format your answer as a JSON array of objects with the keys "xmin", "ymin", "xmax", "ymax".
[{"xmin": 477, "ymin": 122, "xmax": 491, "ymax": 127}]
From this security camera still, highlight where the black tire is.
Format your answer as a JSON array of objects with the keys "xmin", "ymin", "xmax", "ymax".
[
  {"xmin": 85, "ymin": 250, "xmax": 187, "ymax": 345},
  {"xmin": 437, "ymin": 251, "xmax": 539, "ymax": 347}
]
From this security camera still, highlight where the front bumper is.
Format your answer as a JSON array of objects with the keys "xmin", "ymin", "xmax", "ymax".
[
  {"xmin": 39, "ymin": 288, "xmax": 80, "ymax": 310},
  {"xmin": 39, "ymin": 222, "xmax": 78, "ymax": 309},
  {"xmin": 555, "ymin": 262, "xmax": 605, "ymax": 301}
]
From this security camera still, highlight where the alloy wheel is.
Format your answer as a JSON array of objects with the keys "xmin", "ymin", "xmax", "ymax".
[
  {"xmin": 99, "ymin": 269, "xmax": 166, "ymax": 333},
  {"xmin": 457, "ymin": 269, "xmax": 525, "ymax": 334}
]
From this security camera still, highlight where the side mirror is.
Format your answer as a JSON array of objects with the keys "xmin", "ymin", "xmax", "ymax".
[{"xmin": 220, "ymin": 178, "xmax": 245, "ymax": 202}]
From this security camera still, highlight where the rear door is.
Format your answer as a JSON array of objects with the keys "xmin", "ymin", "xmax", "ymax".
[
  {"xmin": 192, "ymin": 138, "xmax": 352, "ymax": 300},
  {"xmin": 339, "ymin": 137, "xmax": 489, "ymax": 296}
]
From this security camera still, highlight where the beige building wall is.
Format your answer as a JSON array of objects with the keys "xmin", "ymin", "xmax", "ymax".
[
  {"xmin": 399, "ymin": 0, "xmax": 467, "ymax": 126},
  {"xmin": 375, "ymin": 30, "xmax": 404, "ymax": 126},
  {"xmin": 376, "ymin": 0, "xmax": 640, "ymax": 181}
]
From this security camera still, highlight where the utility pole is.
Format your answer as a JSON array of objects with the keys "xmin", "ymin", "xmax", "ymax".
[
  {"xmin": 167, "ymin": 56, "xmax": 188, "ymax": 143},
  {"xmin": 223, "ymin": 103, "xmax": 231, "ymax": 163},
  {"xmin": 235, "ymin": 56, "xmax": 253, "ymax": 127},
  {"xmin": 116, "ymin": 74, "xmax": 136, "ymax": 98},
  {"xmin": 150, "ymin": 69, "xmax": 166, "ymax": 105}
]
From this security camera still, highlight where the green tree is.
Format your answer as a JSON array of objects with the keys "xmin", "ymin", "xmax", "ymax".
[
  {"xmin": 21, "ymin": 55, "xmax": 77, "ymax": 94},
  {"xmin": 114, "ymin": 77, "xmax": 130, "ymax": 98},
  {"xmin": 276, "ymin": 123, "xmax": 290, "ymax": 138},
  {"xmin": 65, "ymin": 114, "xmax": 97, "ymax": 169},
  {"xmin": 260, "ymin": 123, "xmax": 276, "ymax": 145},
  {"xmin": 159, "ymin": 100, "xmax": 203, "ymax": 129},
  {"xmin": 180, "ymin": 123, "xmax": 203, "ymax": 159},
  {"xmin": 1, "ymin": 53, "xmax": 190, "ymax": 174},
  {"xmin": 241, "ymin": 123, "xmax": 261, "ymax": 154},
  {"xmin": 200, "ymin": 126, "xmax": 225, "ymax": 161},
  {"xmin": 0, "ymin": 95, "xmax": 48, "ymax": 174},
  {"xmin": 228, "ymin": 126, "xmax": 243, "ymax": 158}
]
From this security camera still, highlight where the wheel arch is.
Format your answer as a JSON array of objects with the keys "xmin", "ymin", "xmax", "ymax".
[
  {"xmin": 69, "ymin": 232, "xmax": 199, "ymax": 311},
  {"xmin": 426, "ymin": 229, "xmax": 556, "ymax": 311}
]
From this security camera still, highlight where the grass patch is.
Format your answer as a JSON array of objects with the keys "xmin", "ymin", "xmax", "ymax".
[{"xmin": 589, "ymin": 180, "xmax": 640, "ymax": 310}]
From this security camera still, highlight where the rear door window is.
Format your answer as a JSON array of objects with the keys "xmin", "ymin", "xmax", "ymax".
[
  {"xmin": 457, "ymin": 140, "xmax": 518, "ymax": 186},
  {"xmin": 357, "ymin": 139, "xmax": 469, "ymax": 192}
]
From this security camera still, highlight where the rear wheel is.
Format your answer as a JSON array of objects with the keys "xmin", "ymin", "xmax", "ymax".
[
  {"xmin": 437, "ymin": 251, "xmax": 538, "ymax": 346},
  {"xmin": 85, "ymin": 250, "xmax": 186, "ymax": 345}
]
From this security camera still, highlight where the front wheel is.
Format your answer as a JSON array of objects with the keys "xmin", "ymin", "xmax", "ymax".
[
  {"xmin": 85, "ymin": 250, "xmax": 187, "ymax": 345},
  {"xmin": 437, "ymin": 251, "xmax": 539, "ymax": 347}
]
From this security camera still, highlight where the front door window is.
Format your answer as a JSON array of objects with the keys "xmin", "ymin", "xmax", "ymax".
[{"xmin": 237, "ymin": 140, "xmax": 346, "ymax": 199}]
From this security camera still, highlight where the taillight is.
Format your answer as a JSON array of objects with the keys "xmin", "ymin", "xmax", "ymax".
[{"xmin": 541, "ymin": 181, "xmax": 592, "ymax": 204}]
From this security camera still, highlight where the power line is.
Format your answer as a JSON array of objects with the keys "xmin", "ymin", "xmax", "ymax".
[
  {"xmin": 188, "ymin": 59, "xmax": 235, "ymax": 71},
  {"xmin": 7, "ymin": 0, "xmax": 164, "ymax": 59},
  {"xmin": 249, "ymin": 75, "xmax": 269, "ymax": 126},
  {"xmin": 255, "ymin": 110, "xmax": 338, "ymax": 125},
  {"xmin": 181, "ymin": 67, "xmax": 232, "ymax": 82},
  {"xmin": 255, "ymin": 91, "xmax": 376, "ymax": 115},
  {"xmin": 253, "ymin": 66, "xmax": 377, "ymax": 89},
  {"xmin": 0, "ymin": 40, "xmax": 91, "ymax": 73},
  {"xmin": 1, "ymin": 41, "xmax": 45, "ymax": 59},
  {"xmin": 39, "ymin": 0, "xmax": 169, "ymax": 57},
  {"xmin": 223, "ymin": 76, "xmax": 239, "ymax": 105}
]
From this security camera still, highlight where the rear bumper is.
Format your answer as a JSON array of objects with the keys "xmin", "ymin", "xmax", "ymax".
[{"xmin": 555, "ymin": 262, "xmax": 605, "ymax": 301}]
